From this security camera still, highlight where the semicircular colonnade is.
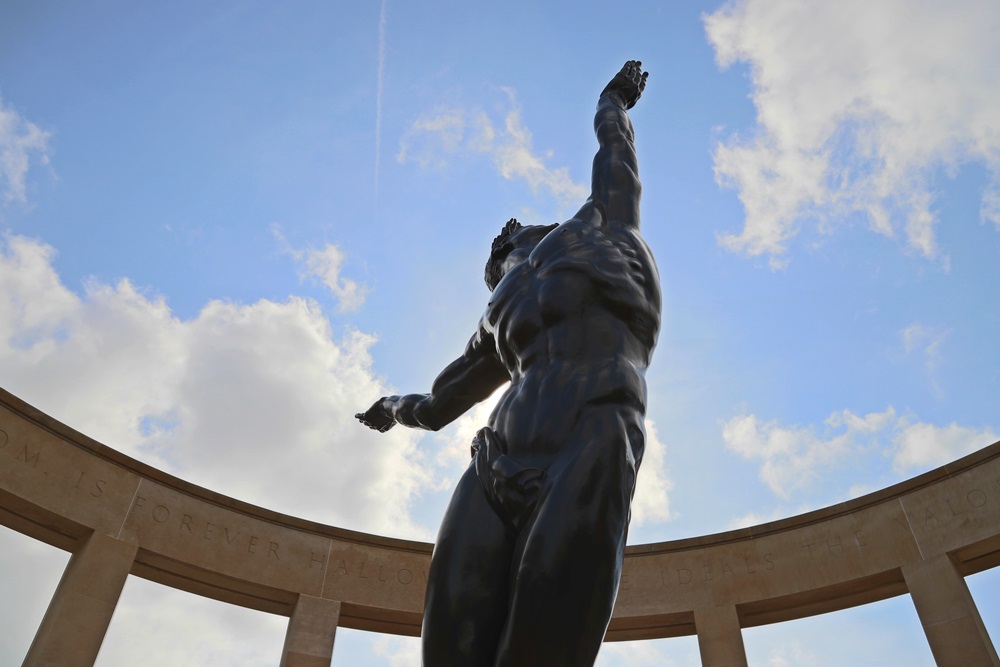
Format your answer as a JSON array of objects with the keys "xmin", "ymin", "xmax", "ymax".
[{"xmin": 1, "ymin": 387, "xmax": 998, "ymax": 666}]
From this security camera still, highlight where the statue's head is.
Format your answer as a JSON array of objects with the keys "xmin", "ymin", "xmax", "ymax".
[{"xmin": 484, "ymin": 219, "xmax": 557, "ymax": 291}]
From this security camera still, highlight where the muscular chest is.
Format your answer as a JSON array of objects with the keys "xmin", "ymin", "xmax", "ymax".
[{"xmin": 487, "ymin": 265, "xmax": 585, "ymax": 356}]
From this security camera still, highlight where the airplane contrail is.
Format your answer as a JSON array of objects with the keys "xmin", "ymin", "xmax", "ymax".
[{"xmin": 374, "ymin": 0, "xmax": 387, "ymax": 210}]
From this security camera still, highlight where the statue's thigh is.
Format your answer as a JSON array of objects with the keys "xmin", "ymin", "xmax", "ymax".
[
  {"xmin": 423, "ymin": 464, "xmax": 514, "ymax": 666},
  {"xmin": 495, "ymin": 405, "xmax": 641, "ymax": 666}
]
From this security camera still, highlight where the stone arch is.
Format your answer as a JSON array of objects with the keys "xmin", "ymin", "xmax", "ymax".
[{"xmin": 1, "ymin": 388, "xmax": 997, "ymax": 666}]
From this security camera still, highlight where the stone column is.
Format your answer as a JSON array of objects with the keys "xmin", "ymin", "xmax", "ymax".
[
  {"xmin": 694, "ymin": 605, "xmax": 748, "ymax": 667},
  {"xmin": 279, "ymin": 595, "xmax": 342, "ymax": 667},
  {"xmin": 903, "ymin": 554, "xmax": 1000, "ymax": 667},
  {"xmin": 23, "ymin": 531, "xmax": 138, "ymax": 667}
]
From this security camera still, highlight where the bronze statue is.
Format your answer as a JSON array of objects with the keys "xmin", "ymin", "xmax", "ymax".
[{"xmin": 357, "ymin": 60, "xmax": 659, "ymax": 666}]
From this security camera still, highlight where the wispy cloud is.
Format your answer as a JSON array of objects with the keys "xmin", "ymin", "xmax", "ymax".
[
  {"xmin": 704, "ymin": 0, "xmax": 1000, "ymax": 267},
  {"xmin": 0, "ymin": 96, "xmax": 52, "ymax": 205},
  {"xmin": 900, "ymin": 322, "xmax": 952, "ymax": 396},
  {"xmin": 273, "ymin": 226, "xmax": 368, "ymax": 312},
  {"xmin": 397, "ymin": 90, "xmax": 588, "ymax": 210},
  {"xmin": 723, "ymin": 407, "xmax": 996, "ymax": 501}
]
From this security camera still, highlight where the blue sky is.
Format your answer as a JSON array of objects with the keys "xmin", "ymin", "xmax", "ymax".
[{"xmin": 2, "ymin": 0, "xmax": 999, "ymax": 664}]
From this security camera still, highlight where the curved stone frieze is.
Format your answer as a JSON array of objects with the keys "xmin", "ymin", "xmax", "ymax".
[{"xmin": 2, "ymin": 387, "xmax": 999, "ymax": 644}]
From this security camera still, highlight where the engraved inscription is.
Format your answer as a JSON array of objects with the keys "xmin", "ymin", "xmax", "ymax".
[
  {"xmin": 15, "ymin": 443, "xmax": 40, "ymax": 468},
  {"xmin": 1, "ymin": 430, "xmax": 111, "ymax": 499},
  {"xmin": 73, "ymin": 471, "xmax": 106, "ymax": 497},
  {"xmin": 944, "ymin": 488, "xmax": 992, "ymax": 516},
  {"xmin": 917, "ymin": 483, "xmax": 1000, "ymax": 530},
  {"xmin": 801, "ymin": 531, "xmax": 867, "ymax": 559},
  {"xmin": 661, "ymin": 553, "xmax": 775, "ymax": 587},
  {"xmin": 331, "ymin": 558, "xmax": 427, "ymax": 587},
  {"xmin": 130, "ymin": 496, "xmax": 283, "ymax": 562}
]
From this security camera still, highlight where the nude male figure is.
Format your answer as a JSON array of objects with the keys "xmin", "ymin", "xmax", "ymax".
[{"xmin": 357, "ymin": 60, "xmax": 659, "ymax": 666}]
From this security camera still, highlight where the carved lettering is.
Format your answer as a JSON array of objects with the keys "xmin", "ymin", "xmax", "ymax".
[
  {"xmin": 967, "ymin": 489, "xmax": 988, "ymax": 508},
  {"xmin": 663, "ymin": 554, "xmax": 776, "ymax": 588},
  {"xmin": 924, "ymin": 508, "xmax": 938, "ymax": 526},
  {"xmin": 15, "ymin": 445, "xmax": 39, "ymax": 468},
  {"xmin": 73, "ymin": 471, "xmax": 85, "ymax": 488},
  {"xmin": 620, "ymin": 573, "xmax": 630, "ymax": 590},
  {"xmin": 359, "ymin": 562, "xmax": 369, "ymax": 579},
  {"xmin": 826, "ymin": 537, "xmax": 843, "ymax": 553},
  {"xmin": 0, "ymin": 428, "xmax": 7, "ymax": 448},
  {"xmin": 336, "ymin": 560, "xmax": 348, "ymax": 575},
  {"xmin": 310, "ymin": 552, "xmax": 325, "ymax": 570},
  {"xmin": 854, "ymin": 531, "xmax": 866, "ymax": 548},
  {"xmin": 90, "ymin": 479, "xmax": 106, "ymax": 497},
  {"xmin": 397, "ymin": 569, "xmax": 413, "ymax": 585},
  {"xmin": 378, "ymin": 564, "xmax": 389, "ymax": 582},
  {"xmin": 130, "ymin": 500, "xmax": 291, "ymax": 565},
  {"xmin": 802, "ymin": 542, "xmax": 816, "ymax": 558},
  {"xmin": 945, "ymin": 498, "xmax": 966, "ymax": 517}
]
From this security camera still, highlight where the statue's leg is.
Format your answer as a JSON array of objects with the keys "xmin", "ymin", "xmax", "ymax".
[
  {"xmin": 493, "ymin": 405, "xmax": 644, "ymax": 667},
  {"xmin": 422, "ymin": 463, "xmax": 515, "ymax": 666}
]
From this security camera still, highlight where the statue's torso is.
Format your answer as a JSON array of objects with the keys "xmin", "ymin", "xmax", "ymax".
[{"xmin": 482, "ymin": 219, "xmax": 661, "ymax": 460}]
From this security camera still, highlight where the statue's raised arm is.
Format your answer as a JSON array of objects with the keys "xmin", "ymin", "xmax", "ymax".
[{"xmin": 584, "ymin": 59, "xmax": 648, "ymax": 230}]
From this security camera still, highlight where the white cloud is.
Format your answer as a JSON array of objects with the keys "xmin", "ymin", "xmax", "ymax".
[
  {"xmin": 272, "ymin": 227, "xmax": 368, "ymax": 312},
  {"xmin": 397, "ymin": 90, "xmax": 588, "ymax": 209},
  {"xmin": 723, "ymin": 406, "xmax": 996, "ymax": 500},
  {"xmin": 0, "ymin": 233, "xmax": 427, "ymax": 539},
  {"xmin": 0, "ymin": 96, "xmax": 51, "ymax": 204},
  {"xmin": 900, "ymin": 322, "xmax": 951, "ymax": 396},
  {"xmin": 630, "ymin": 419, "xmax": 674, "ymax": 527},
  {"xmin": 396, "ymin": 111, "xmax": 465, "ymax": 170},
  {"xmin": 299, "ymin": 244, "xmax": 368, "ymax": 312},
  {"xmin": 595, "ymin": 637, "xmax": 700, "ymax": 667},
  {"xmin": 900, "ymin": 322, "xmax": 950, "ymax": 371},
  {"xmin": 766, "ymin": 640, "xmax": 820, "ymax": 667},
  {"xmin": 892, "ymin": 420, "xmax": 996, "ymax": 474},
  {"xmin": 727, "ymin": 507, "xmax": 795, "ymax": 530},
  {"xmin": 96, "ymin": 577, "xmax": 286, "ymax": 667},
  {"xmin": 705, "ymin": 0, "xmax": 1000, "ymax": 265},
  {"xmin": 372, "ymin": 635, "xmax": 422, "ymax": 667}
]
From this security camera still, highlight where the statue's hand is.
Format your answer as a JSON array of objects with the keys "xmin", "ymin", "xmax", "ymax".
[
  {"xmin": 600, "ymin": 60, "xmax": 648, "ymax": 110},
  {"xmin": 355, "ymin": 398, "xmax": 396, "ymax": 433}
]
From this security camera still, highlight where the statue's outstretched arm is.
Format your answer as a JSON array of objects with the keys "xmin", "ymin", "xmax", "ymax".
[
  {"xmin": 356, "ymin": 327, "xmax": 508, "ymax": 433},
  {"xmin": 585, "ymin": 60, "xmax": 648, "ymax": 230}
]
